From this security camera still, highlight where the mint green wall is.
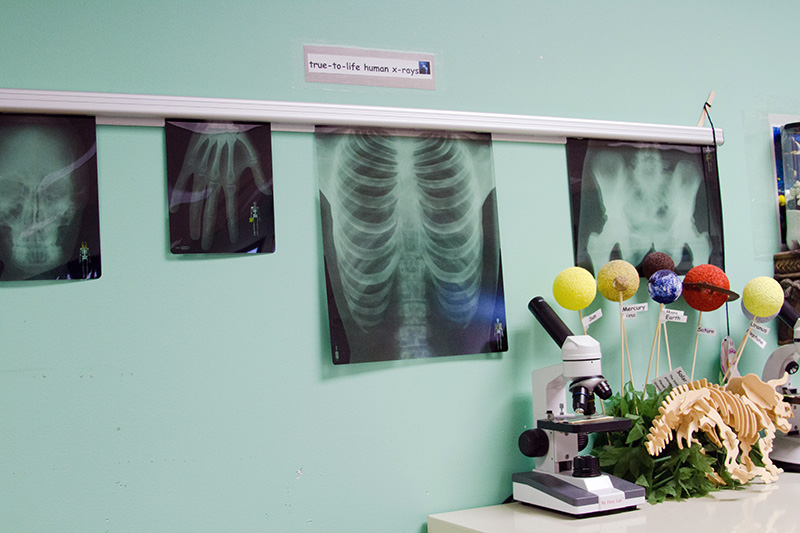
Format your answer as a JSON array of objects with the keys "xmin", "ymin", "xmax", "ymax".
[{"xmin": 0, "ymin": 1, "xmax": 793, "ymax": 531}]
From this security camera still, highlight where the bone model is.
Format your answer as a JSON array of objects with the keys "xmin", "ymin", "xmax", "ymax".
[
  {"xmin": 645, "ymin": 374, "xmax": 793, "ymax": 484},
  {"xmin": 325, "ymin": 132, "xmax": 492, "ymax": 359}
]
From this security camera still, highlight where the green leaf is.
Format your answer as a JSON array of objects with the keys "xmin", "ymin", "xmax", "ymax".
[{"xmin": 625, "ymin": 422, "xmax": 645, "ymax": 444}]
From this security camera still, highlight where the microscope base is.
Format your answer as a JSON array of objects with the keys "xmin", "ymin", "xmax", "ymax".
[{"xmin": 512, "ymin": 470, "xmax": 645, "ymax": 516}]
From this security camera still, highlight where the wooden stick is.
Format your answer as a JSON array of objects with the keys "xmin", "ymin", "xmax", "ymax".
[
  {"xmin": 697, "ymin": 91, "xmax": 716, "ymax": 127},
  {"xmin": 643, "ymin": 303, "xmax": 664, "ymax": 391},
  {"xmin": 619, "ymin": 292, "xmax": 625, "ymax": 390},
  {"xmin": 579, "ymin": 309, "xmax": 587, "ymax": 335},
  {"xmin": 656, "ymin": 320, "xmax": 662, "ymax": 380},
  {"xmin": 623, "ymin": 316, "xmax": 635, "ymax": 389},
  {"xmin": 723, "ymin": 323, "xmax": 753, "ymax": 384},
  {"xmin": 663, "ymin": 319, "xmax": 673, "ymax": 372},
  {"xmin": 690, "ymin": 312, "xmax": 703, "ymax": 381}
]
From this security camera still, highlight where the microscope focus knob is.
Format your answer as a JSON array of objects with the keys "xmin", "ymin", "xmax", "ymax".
[
  {"xmin": 518, "ymin": 429, "xmax": 549, "ymax": 458},
  {"xmin": 572, "ymin": 455, "xmax": 601, "ymax": 478}
]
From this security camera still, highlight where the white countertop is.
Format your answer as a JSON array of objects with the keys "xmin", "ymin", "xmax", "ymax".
[{"xmin": 428, "ymin": 473, "xmax": 800, "ymax": 533}]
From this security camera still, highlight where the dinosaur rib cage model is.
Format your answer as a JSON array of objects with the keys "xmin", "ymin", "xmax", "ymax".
[{"xmin": 644, "ymin": 374, "xmax": 793, "ymax": 484}]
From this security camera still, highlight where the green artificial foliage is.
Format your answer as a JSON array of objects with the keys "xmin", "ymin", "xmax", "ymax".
[{"xmin": 591, "ymin": 382, "xmax": 744, "ymax": 504}]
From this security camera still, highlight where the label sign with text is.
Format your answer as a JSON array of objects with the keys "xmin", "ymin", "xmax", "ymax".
[
  {"xmin": 305, "ymin": 45, "xmax": 435, "ymax": 90},
  {"xmin": 652, "ymin": 367, "xmax": 691, "ymax": 393}
]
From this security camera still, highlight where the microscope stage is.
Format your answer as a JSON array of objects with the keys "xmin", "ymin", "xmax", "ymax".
[{"xmin": 537, "ymin": 415, "xmax": 632, "ymax": 434}]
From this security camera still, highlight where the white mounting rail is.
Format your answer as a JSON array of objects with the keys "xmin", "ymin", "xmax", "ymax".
[{"xmin": 0, "ymin": 88, "xmax": 723, "ymax": 145}]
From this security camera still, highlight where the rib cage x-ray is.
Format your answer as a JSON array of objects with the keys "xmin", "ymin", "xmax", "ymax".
[
  {"xmin": 165, "ymin": 120, "xmax": 275, "ymax": 254},
  {"xmin": 566, "ymin": 139, "xmax": 724, "ymax": 276},
  {"xmin": 317, "ymin": 128, "xmax": 507, "ymax": 364},
  {"xmin": 0, "ymin": 114, "xmax": 101, "ymax": 281}
]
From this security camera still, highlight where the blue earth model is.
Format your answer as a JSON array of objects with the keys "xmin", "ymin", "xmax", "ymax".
[{"xmin": 648, "ymin": 270, "xmax": 683, "ymax": 304}]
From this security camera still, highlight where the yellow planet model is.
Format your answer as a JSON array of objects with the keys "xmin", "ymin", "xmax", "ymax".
[
  {"xmin": 742, "ymin": 276, "xmax": 783, "ymax": 318},
  {"xmin": 597, "ymin": 260, "xmax": 640, "ymax": 301},
  {"xmin": 553, "ymin": 266, "xmax": 596, "ymax": 311}
]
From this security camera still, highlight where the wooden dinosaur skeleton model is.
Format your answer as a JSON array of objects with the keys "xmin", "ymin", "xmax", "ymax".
[{"xmin": 644, "ymin": 374, "xmax": 793, "ymax": 484}]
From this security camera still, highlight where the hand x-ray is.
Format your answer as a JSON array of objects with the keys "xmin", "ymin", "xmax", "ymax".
[
  {"xmin": 165, "ymin": 120, "xmax": 275, "ymax": 254},
  {"xmin": 0, "ymin": 114, "xmax": 101, "ymax": 281},
  {"xmin": 566, "ymin": 139, "xmax": 724, "ymax": 276},
  {"xmin": 317, "ymin": 127, "xmax": 507, "ymax": 364}
]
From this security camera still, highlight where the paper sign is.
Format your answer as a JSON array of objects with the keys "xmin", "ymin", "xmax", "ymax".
[
  {"xmin": 652, "ymin": 366, "xmax": 691, "ymax": 393},
  {"xmin": 662, "ymin": 309, "xmax": 687, "ymax": 323},
  {"xmin": 697, "ymin": 326, "xmax": 716, "ymax": 335},
  {"xmin": 305, "ymin": 45, "xmax": 435, "ymax": 90},
  {"xmin": 622, "ymin": 311, "xmax": 638, "ymax": 320},
  {"xmin": 752, "ymin": 323, "xmax": 771, "ymax": 335},
  {"xmin": 622, "ymin": 303, "xmax": 648, "ymax": 313},
  {"xmin": 748, "ymin": 329, "xmax": 767, "ymax": 349},
  {"xmin": 582, "ymin": 308, "xmax": 603, "ymax": 329}
]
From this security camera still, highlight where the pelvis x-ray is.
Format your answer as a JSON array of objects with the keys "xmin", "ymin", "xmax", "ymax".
[
  {"xmin": 165, "ymin": 120, "xmax": 275, "ymax": 254},
  {"xmin": 566, "ymin": 139, "xmax": 724, "ymax": 276},
  {"xmin": 317, "ymin": 127, "xmax": 507, "ymax": 364},
  {"xmin": 0, "ymin": 114, "xmax": 101, "ymax": 281}
]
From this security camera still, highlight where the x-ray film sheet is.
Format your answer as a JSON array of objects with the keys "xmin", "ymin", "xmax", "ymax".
[
  {"xmin": 165, "ymin": 120, "xmax": 275, "ymax": 254},
  {"xmin": 317, "ymin": 127, "xmax": 507, "ymax": 364},
  {"xmin": 0, "ymin": 113, "xmax": 101, "ymax": 281},
  {"xmin": 566, "ymin": 139, "xmax": 724, "ymax": 276}
]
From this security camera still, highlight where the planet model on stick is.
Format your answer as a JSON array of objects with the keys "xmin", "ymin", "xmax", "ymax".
[
  {"xmin": 725, "ymin": 276, "xmax": 785, "ymax": 383},
  {"xmin": 597, "ymin": 259, "xmax": 639, "ymax": 389},
  {"xmin": 644, "ymin": 269, "xmax": 683, "ymax": 387}
]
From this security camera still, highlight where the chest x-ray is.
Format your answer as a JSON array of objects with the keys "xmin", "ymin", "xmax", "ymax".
[
  {"xmin": 0, "ymin": 114, "xmax": 101, "ymax": 281},
  {"xmin": 166, "ymin": 120, "xmax": 275, "ymax": 254},
  {"xmin": 318, "ymin": 127, "xmax": 507, "ymax": 364},
  {"xmin": 566, "ymin": 139, "xmax": 724, "ymax": 276}
]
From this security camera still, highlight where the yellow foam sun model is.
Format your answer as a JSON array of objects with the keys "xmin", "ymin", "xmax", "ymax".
[{"xmin": 552, "ymin": 266, "xmax": 596, "ymax": 311}]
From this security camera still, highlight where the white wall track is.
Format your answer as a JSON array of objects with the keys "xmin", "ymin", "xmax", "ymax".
[{"xmin": 0, "ymin": 88, "xmax": 723, "ymax": 145}]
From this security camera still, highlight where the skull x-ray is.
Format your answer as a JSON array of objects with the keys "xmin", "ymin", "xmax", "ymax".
[
  {"xmin": 0, "ymin": 114, "xmax": 101, "ymax": 281},
  {"xmin": 317, "ymin": 127, "xmax": 507, "ymax": 364},
  {"xmin": 566, "ymin": 139, "xmax": 724, "ymax": 276},
  {"xmin": 166, "ymin": 120, "xmax": 275, "ymax": 254}
]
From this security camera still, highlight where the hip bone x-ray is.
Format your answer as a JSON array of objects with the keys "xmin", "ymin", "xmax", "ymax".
[
  {"xmin": 317, "ymin": 128, "xmax": 507, "ymax": 364},
  {"xmin": 566, "ymin": 139, "xmax": 724, "ymax": 276}
]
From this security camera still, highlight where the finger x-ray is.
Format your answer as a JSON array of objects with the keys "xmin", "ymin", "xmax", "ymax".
[
  {"xmin": 566, "ymin": 139, "xmax": 724, "ymax": 276},
  {"xmin": 0, "ymin": 114, "xmax": 101, "ymax": 281},
  {"xmin": 317, "ymin": 127, "xmax": 507, "ymax": 364},
  {"xmin": 166, "ymin": 120, "xmax": 275, "ymax": 254}
]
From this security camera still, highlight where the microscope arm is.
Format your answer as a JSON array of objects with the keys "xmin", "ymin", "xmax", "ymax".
[{"xmin": 764, "ymin": 302, "xmax": 800, "ymax": 390}]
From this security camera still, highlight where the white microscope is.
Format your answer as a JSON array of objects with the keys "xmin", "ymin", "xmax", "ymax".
[
  {"xmin": 512, "ymin": 297, "xmax": 645, "ymax": 516},
  {"xmin": 762, "ymin": 301, "xmax": 800, "ymax": 470}
]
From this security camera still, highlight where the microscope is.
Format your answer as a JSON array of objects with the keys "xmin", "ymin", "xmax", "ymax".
[
  {"xmin": 511, "ymin": 297, "xmax": 645, "ymax": 516},
  {"xmin": 761, "ymin": 301, "xmax": 800, "ymax": 470}
]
